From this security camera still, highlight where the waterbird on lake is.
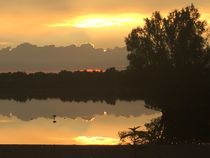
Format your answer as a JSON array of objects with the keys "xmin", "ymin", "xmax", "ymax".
[{"xmin": 53, "ymin": 115, "xmax": 57, "ymax": 123}]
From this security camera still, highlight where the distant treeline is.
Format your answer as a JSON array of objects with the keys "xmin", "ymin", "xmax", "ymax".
[
  {"xmin": 0, "ymin": 68, "xmax": 145, "ymax": 103},
  {"xmin": 0, "ymin": 67, "xmax": 209, "ymax": 103}
]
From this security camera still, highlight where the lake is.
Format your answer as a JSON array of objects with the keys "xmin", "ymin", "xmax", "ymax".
[{"xmin": 0, "ymin": 99, "xmax": 161, "ymax": 145}]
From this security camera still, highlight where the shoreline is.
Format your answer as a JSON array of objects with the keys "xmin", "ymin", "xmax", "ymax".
[{"xmin": 0, "ymin": 144, "xmax": 209, "ymax": 158}]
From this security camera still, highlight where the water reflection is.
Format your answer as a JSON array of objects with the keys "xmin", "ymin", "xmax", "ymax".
[
  {"xmin": 0, "ymin": 99, "xmax": 161, "ymax": 144},
  {"xmin": 0, "ymin": 99, "xmax": 158, "ymax": 121}
]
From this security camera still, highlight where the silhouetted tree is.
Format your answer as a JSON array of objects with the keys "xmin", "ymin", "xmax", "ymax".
[
  {"xmin": 144, "ymin": 117, "xmax": 164, "ymax": 143},
  {"xmin": 119, "ymin": 117, "xmax": 164, "ymax": 145},
  {"xmin": 119, "ymin": 126, "xmax": 148, "ymax": 145},
  {"xmin": 121, "ymin": 5, "xmax": 210, "ymax": 145},
  {"xmin": 126, "ymin": 4, "xmax": 210, "ymax": 72}
]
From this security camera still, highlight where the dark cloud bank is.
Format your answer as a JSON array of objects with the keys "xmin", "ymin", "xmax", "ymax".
[{"xmin": 0, "ymin": 43, "xmax": 128, "ymax": 72}]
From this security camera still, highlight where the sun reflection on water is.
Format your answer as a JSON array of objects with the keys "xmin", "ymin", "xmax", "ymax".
[
  {"xmin": 0, "ymin": 100, "xmax": 161, "ymax": 145},
  {"xmin": 74, "ymin": 136, "xmax": 120, "ymax": 145}
]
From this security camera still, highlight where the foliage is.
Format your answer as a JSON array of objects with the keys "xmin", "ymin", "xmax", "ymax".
[
  {"xmin": 126, "ymin": 4, "xmax": 210, "ymax": 72},
  {"xmin": 118, "ymin": 126, "xmax": 148, "ymax": 145},
  {"xmin": 121, "ymin": 4, "xmax": 210, "ymax": 145},
  {"xmin": 119, "ymin": 117, "xmax": 164, "ymax": 145}
]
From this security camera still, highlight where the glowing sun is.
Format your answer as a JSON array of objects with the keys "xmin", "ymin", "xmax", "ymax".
[{"xmin": 48, "ymin": 13, "xmax": 144, "ymax": 28}]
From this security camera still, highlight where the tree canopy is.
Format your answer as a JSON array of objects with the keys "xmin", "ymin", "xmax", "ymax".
[
  {"xmin": 126, "ymin": 4, "xmax": 210, "ymax": 72},
  {"xmin": 120, "ymin": 4, "xmax": 210, "ymax": 145}
]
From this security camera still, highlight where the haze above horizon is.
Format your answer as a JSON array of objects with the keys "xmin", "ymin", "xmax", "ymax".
[{"xmin": 0, "ymin": 0, "xmax": 209, "ymax": 48}]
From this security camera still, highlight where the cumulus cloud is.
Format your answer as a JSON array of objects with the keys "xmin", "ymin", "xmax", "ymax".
[{"xmin": 0, "ymin": 43, "xmax": 128, "ymax": 72}]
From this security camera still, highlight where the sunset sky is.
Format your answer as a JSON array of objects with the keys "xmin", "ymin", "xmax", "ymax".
[
  {"xmin": 0, "ymin": 0, "xmax": 208, "ymax": 146},
  {"xmin": 0, "ymin": 0, "xmax": 210, "ymax": 48}
]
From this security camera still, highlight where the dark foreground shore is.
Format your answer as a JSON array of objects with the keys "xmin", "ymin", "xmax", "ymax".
[{"xmin": 0, "ymin": 145, "xmax": 209, "ymax": 158}]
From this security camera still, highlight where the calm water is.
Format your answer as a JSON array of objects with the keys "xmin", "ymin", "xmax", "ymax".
[{"xmin": 0, "ymin": 99, "xmax": 161, "ymax": 145}]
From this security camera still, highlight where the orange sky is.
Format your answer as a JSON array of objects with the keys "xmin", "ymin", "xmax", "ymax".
[{"xmin": 0, "ymin": 0, "xmax": 209, "ymax": 48}]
